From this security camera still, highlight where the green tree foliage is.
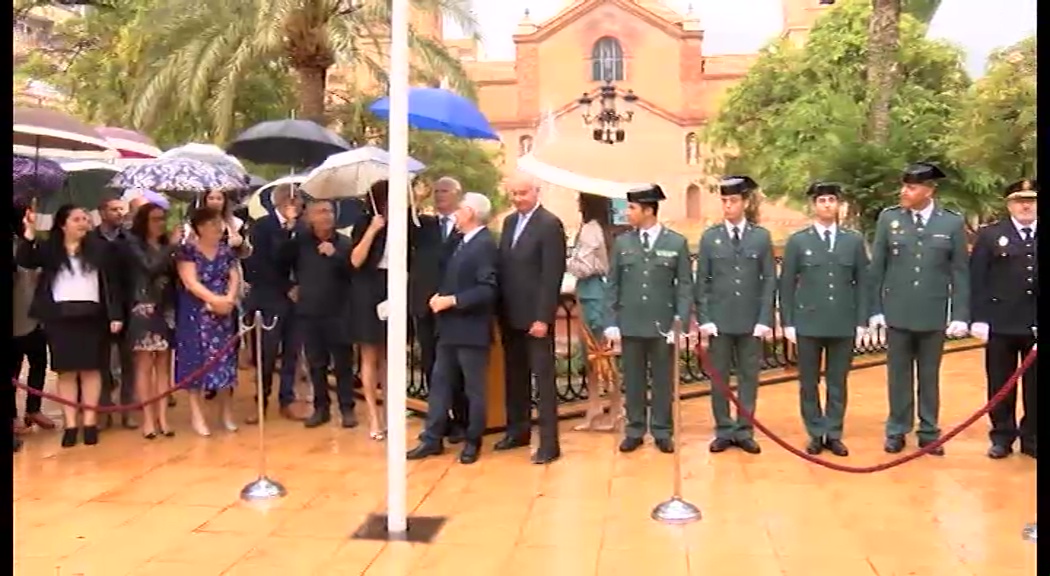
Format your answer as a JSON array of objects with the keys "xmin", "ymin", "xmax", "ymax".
[{"xmin": 704, "ymin": 0, "xmax": 991, "ymax": 236}]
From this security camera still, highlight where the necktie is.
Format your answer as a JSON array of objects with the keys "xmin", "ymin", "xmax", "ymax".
[
  {"xmin": 439, "ymin": 216, "xmax": 448, "ymax": 241},
  {"xmin": 511, "ymin": 214, "xmax": 527, "ymax": 247},
  {"xmin": 731, "ymin": 226, "xmax": 741, "ymax": 247},
  {"xmin": 914, "ymin": 213, "xmax": 924, "ymax": 228},
  {"xmin": 641, "ymin": 231, "xmax": 650, "ymax": 250},
  {"xmin": 1021, "ymin": 227, "xmax": 1032, "ymax": 242},
  {"xmin": 823, "ymin": 229, "xmax": 832, "ymax": 251}
]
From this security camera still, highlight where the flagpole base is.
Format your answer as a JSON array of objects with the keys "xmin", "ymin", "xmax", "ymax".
[
  {"xmin": 240, "ymin": 476, "xmax": 287, "ymax": 502},
  {"xmin": 651, "ymin": 497, "xmax": 702, "ymax": 525},
  {"xmin": 1022, "ymin": 522, "xmax": 1037, "ymax": 542}
]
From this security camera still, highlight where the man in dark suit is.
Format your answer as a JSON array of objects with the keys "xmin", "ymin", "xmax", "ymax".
[
  {"xmin": 495, "ymin": 173, "xmax": 567, "ymax": 464},
  {"xmin": 93, "ymin": 196, "xmax": 137, "ymax": 429},
  {"xmin": 969, "ymin": 179, "xmax": 1038, "ymax": 460},
  {"xmin": 407, "ymin": 192, "xmax": 500, "ymax": 464},
  {"xmin": 410, "ymin": 176, "xmax": 468, "ymax": 442},
  {"xmin": 243, "ymin": 184, "xmax": 303, "ymax": 423}
]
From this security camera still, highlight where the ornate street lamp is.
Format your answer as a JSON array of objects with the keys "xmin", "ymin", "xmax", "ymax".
[{"xmin": 577, "ymin": 81, "xmax": 639, "ymax": 145}]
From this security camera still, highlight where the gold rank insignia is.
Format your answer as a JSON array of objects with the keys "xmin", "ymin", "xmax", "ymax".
[{"xmin": 998, "ymin": 235, "xmax": 1009, "ymax": 247}]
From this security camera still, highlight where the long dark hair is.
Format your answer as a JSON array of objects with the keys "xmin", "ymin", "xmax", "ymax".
[
  {"xmin": 578, "ymin": 193, "xmax": 614, "ymax": 256},
  {"xmin": 130, "ymin": 202, "xmax": 169, "ymax": 245},
  {"xmin": 13, "ymin": 198, "xmax": 30, "ymax": 238},
  {"xmin": 48, "ymin": 204, "xmax": 102, "ymax": 272}
]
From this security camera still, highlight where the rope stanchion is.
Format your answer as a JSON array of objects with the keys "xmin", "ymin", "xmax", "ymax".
[
  {"xmin": 239, "ymin": 310, "xmax": 286, "ymax": 502},
  {"xmin": 12, "ymin": 330, "xmax": 246, "ymax": 413},
  {"xmin": 694, "ymin": 340, "xmax": 1037, "ymax": 473}
]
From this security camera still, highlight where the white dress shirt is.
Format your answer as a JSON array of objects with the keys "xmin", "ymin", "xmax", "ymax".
[
  {"xmin": 813, "ymin": 222, "xmax": 838, "ymax": 251},
  {"xmin": 639, "ymin": 223, "xmax": 662, "ymax": 251}
]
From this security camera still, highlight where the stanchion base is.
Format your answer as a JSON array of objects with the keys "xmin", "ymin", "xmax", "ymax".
[
  {"xmin": 1022, "ymin": 522, "xmax": 1037, "ymax": 542},
  {"xmin": 350, "ymin": 513, "xmax": 447, "ymax": 543},
  {"xmin": 240, "ymin": 476, "xmax": 287, "ymax": 501},
  {"xmin": 651, "ymin": 497, "xmax": 702, "ymax": 524}
]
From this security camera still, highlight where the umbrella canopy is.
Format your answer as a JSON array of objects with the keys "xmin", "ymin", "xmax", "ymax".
[
  {"xmin": 245, "ymin": 173, "xmax": 309, "ymax": 220},
  {"xmin": 299, "ymin": 146, "xmax": 425, "ymax": 200},
  {"xmin": 368, "ymin": 87, "xmax": 499, "ymax": 141},
  {"xmin": 108, "ymin": 157, "xmax": 248, "ymax": 202},
  {"xmin": 159, "ymin": 143, "xmax": 247, "ymax": 179},
  {"xmin": 40, "ymin": 159, "xmax": 122, "ymax": 214},
  {"xmin": 227, "ymin": 119, "xmax": 352, "ymax": 167},
  {"xmin": 121, "ymin": 188, "xmax": 171, "ymax": 210},
  {"xmin": 516, "ymin": 153, "xmax": 648, "ymax": 198},
  {"xmin": 97, "ymin": 126, "xmax": 162, "ymax": 159},
  {"xmin": 13, "ymin": 155, "xmax": 66, "ymax": 202},
  {"xmin": 14, "ymin": 107, "xmax": 115, "ymax": 152}
]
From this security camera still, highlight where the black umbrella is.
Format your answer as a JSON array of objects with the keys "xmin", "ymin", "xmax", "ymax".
[{"xmin": 226, "ymin": 119, "xmax": 351, "ymax": 167}]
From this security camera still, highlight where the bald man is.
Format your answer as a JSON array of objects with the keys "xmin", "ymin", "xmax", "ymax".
[{"xmin": 495, "ymin": 173, "xmax": 567, "ymax": 465}]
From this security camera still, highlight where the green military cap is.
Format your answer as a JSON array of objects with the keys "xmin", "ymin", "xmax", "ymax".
[
  {"xmin": 1005, "ymin": 178, "xmax": 1038, "ymax": 200},
  {"xmin": 806, "ymin": 181, "xmax": 843, "ymax": 198},
  {"xmin": 901, "ymin": 162, "xmax": 946, "ymax": 184},
  {"xmin": 625, "ymin": 184, "xmax": 666, "ymax": 205},
  {"xmin": 719, "ymin": 175, "xmax": 758, "ymax": 197}
]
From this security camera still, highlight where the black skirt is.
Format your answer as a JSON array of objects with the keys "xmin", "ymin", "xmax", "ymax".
[
  {"xmin": 350, "ymin": 269, "xmax": 388, "ymax": 345},
  {"xmin": 44, "ymin": 314, "xmax": 108, "ymax": 373}
]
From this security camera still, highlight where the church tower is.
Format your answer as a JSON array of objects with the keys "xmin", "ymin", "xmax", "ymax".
[{"xmin": 782, "ymin": 0, "xmax": 834, "ymax": 46}]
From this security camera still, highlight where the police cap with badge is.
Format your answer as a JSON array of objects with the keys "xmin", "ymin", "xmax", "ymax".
[
  {"xmin": 901, "ymin": 162, "xmax": 946, "ymax": 185},
  {"xmin": 1004, "ymin": 178, "xmax": 1038, "ymax": 200},
  {"xmin": 719, "ymin": 175, "xmax": 759, "ymax": 197}
]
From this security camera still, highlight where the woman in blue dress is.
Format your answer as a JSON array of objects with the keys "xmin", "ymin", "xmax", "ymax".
[{"xmin": 174, "ymin": 206, "xmax": 241, "ymax": 437}]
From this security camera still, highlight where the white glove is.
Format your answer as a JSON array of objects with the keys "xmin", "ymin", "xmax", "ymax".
[
  {"xmin": 868, "ymin": 314, "xmax": 886, "ymax": 330},
  {"xmin": 969, "ymin": 322, "xmax": 990, "ymax": 342},
  {"xmin": 854, "ymin": 326, "xmax": 867, "ymax": 348},
  {"xmin": 603, "ymin": 326, "xmax": 621, "ymax": 343},
  {"xmin": 752, "ymin": 324, "xmax": 772, "ymax": 339},
  {"xmin": 783, "ymin": 327, "xmax": 797, "ymax": 344},
  {"xmin": 945, "ymin": 321, "xmax": 969, "ymax": 338},
  {"xmin": 376, "ymin": 300, "xmax": 389, "ymax": 321},
  {"xmin": 698, "ymin": 323, "xmax": 719, "ymax": 338}
]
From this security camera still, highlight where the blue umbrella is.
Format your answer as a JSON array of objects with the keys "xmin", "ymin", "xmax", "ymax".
[
  {"xmin": 368, "ymin": 87, "xmax": 499, "ymax": 141},
  {"xmin": 108, "ymin": 157, "xmax": 247, "ymax": 202}
]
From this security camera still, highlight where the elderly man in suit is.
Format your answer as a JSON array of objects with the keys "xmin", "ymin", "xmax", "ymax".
[
  {"xmin": 410, "ymin": 176, "xmax": 468, "ymax": 443},
  {"xmin": 495, "ymin": 172, "xmax": 567, "ymax": 465},
  {"xmin": 407, "ymin": 192, "xmax": 500, "ymax": 464}
]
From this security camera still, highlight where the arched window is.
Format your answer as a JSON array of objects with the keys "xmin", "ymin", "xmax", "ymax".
[
  {"xmin": 686, "ymin": 183, "xmax": 701, "ymax": 220},
  {"xmin": 590, "ymin": 37, "xmax": 624, "ymax": 82},
  {"xmin": 684, "ymin": 132, "xmax": 699, "ymax": 165},
  {"xmin": 518, "ymin": 135, "xmax": 533, "ymax": 157}
]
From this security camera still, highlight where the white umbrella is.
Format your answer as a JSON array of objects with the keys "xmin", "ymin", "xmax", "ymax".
[
  {"xmin": 160, "ymin": 142, "xmax": 247, "ymax": 178},
  {"xmin": 299, "ymin": 145, "xmax": 425, "ymax": 200},
  {"xmin": 516, "ymin": 153, "xmax": 647, "ymax": 198},
  {"xmin": 245, "ymin": 173, "xmax": 309, "ymax": 220}
]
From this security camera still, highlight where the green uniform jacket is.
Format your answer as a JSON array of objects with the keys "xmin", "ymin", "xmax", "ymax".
[
  {"xmin": 779, "ymin": 225, "xmax": 870, "ymax": 338},
  {"xmin": 868, "ymin": 204, "xmax": 971, "ymax": 332},
  {"xmin": 694, "ymin": 223, "xmax": 776, "ymax": 335},
  {"xmin": 604, "ymin": 227, "xmax": 693, "ymax": 338}
]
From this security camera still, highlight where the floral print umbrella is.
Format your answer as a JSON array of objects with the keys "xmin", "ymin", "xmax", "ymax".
[
  {"xmin": 13, "ymin": 154, "xmax": 66, "ymax": 202},
  {"xmin": 108, "ymin": 157, "xmax": 247, "ymax": 202}
]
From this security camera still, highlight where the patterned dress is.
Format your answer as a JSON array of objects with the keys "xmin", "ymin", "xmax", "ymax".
[{"xmin": 174, "ymin": 243, "xmax": 238, "ymax": 392}]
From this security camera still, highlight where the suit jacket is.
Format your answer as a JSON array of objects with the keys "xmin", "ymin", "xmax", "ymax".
[
  {"xmin": 88, "ymin": 226, "xmax": 132, "ymax": 312},
  {"xmin": 693, "ymin": 222, "xmax": 777, "ymax": 335},
  {"xmin": 779, "ymin": 225, "xmax": 870, "ymax": 338},
  {"xmin": 969, "ymin": 219, "xmax": 1038, "ymax": 335},
  {"xmin": 868, "ymin": 204, "xmax": 970, "ymax": 331},
  {"xmin": 409, "ymin": 213, "xmax": 461, "ymax": 317},
  {"xmin": 279, "ymin": 230, "xmax": 354, "ymax": 318},
  {"xmin": 497, "ymin": 205, "xmax": 567, "ymax": 330},
  {"xmin": 16, "ymin": 236, "xmax": 124, "ymax": 324},
  {"xmin": 244, "ymin": 214, "xmax": 299, "ymax": 307},
  {"xmin": 434, "ymin": 228, "xmax": 499, "ymax": 347}
]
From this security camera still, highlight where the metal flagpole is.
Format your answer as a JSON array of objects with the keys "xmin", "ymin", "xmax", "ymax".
[
  {"xmin": 240, "ymin": 311, "xmax": 286, "ymax": 501},
  {"xmin": 384, "ymin": 0, "xmax": 410, "ymax": 537},
  {"xmin": 651, "ymin": 317, "xmax": 702, "ymax": 524}
]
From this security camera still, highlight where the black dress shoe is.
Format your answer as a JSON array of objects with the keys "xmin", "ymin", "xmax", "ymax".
[
  {"xmin": 918, "ymin": 439, "xmax": 945, "ymax": 456},
  {"xmin": 805, "ymin": 438, "xmax": 824, "ymax": 455},
  {"xmin": 709, "ymin": 438, "xmax": 734, "ymax": 453},
  {"xmin": 824, "ymin": 438, "xmax": 849, "ymax": 457},
  {"xmin": 406, "ymin": 442, "xmax": 444, "ymax": 460},
  {"xmin": 987, "ymin": 444, "xmax": 1012, "ymax": 459},
  {"xmin": 735, "ymin": 438, "xmax": 761, "ymax": 454},
  {"xmin": 1020, "ymin": 444, "xmax": 1037, "ymax": 459},
  {"xmin": 82, "ymin": 426, "xmax": 99, "ymax": 446},
  {"xmin": 447, "ymin": 427, "xmax": 466, "ymax": 445},
  {"xmin": 61, "ymin": 428, "xmax": 78, "ymax": 448},
  {"xmin": 340, "ymin": 410, "xmax": 358, "ymax": 429},
  {"xmin": 654, "ymin": 438, "xmax": 674, "ymax": 454},
  {"xmin": 619, "ymin": 437, "xmax": 644, "ymax": 452},
  {"xmin": 459, "ymin": 441, "xmax": 480, "ymax": 464},
  {"xmin": 531, "ymin": 450, "xmax": 560, "ymax": 465},
  {"xmin": 304, "ymin": 411, "xmax": 331, "ymax": 428},
  {"xmin": 884, "ymin": 435, "xmax": 906, "ymax": 454},
  {"xmin": 494, "ymin": 436, "xmax": 530, "ymax": 451}
]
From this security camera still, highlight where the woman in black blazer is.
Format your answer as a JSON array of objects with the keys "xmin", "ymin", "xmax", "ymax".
[{"xmin": 16, "ymin": 204, "xmax": 125, "ymax": 448}]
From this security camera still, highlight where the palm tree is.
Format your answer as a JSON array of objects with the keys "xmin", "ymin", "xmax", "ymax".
[
  {"xmin": 129, "ymin": 0, "xmax": 479, "ymax": 140},
  {"xmin": 865, "ymin": 0, "xmax": 901, "ymax": 145}
]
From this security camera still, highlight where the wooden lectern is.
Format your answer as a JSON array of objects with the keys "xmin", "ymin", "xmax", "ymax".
[{"xmin": 484, "ymin": 322, "xmax": 508, "ymax": 431}]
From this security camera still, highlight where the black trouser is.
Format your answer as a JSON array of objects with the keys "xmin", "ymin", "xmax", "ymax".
[
  {"xmin": 423, "ymin": 344, "xmax": 489, "ymax": 444},
  {"xmin": 299, "ymin": 315, "xmax": 355, "ymax": 415},
  {"xmin": 502, "ymin": 327, "xmax": 559, "ymax": 454},
  {"xmin": 100, "ymin": 330, "xmax": 136, "ymax": 414},
  {"xmin": 11, "ymin": 327, "xmax": 47, "ymax": 418},
  {"xmin": 252, "ymin": 299, "xmax": 299, "ymax": 409},
  {"xmin": 415, "ymin": 313, "xmax": 467, "ymax": 434},
  {"xmin": 986, "ymin": 332, "xmax": 1038, "ymax": 448}
]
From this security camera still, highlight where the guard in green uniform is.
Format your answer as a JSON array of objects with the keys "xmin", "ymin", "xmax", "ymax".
[
  {"xmin": 602, "ymin": 184, "xmax": 693, "ymax": 454},
  {"xmin": 779, "ymin": 182, "xmax": 870, "ymax": 458},
  {"xmin": 694, "ymin": 176, "xmax": 776, "ymax": 455},
  {"xmin": 869, "ymin": 162, "xmax": 970, "ymax": 456}
]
